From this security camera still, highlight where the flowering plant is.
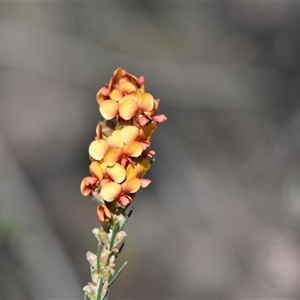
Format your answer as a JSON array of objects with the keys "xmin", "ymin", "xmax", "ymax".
[{"xmin": 80, "ymin": 67, "xmax": 167, "ymax": 300}]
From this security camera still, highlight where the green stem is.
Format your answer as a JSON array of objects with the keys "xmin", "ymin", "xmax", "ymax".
[
  {"xmin": 96, "ymin": 279, "xmax": 104, "ymax": 300},
  {"xmin": 85, "ymin": 213, "xmax": 129, "ymax": 300}
]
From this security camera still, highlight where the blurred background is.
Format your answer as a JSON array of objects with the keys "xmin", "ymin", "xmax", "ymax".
[{"xmin": 1, "ymin": 1, "xmax": 300, "ymax": 299}]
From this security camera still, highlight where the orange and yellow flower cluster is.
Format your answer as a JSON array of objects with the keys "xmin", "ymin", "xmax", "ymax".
[{"xmin": 80, "ymin": 67, "xmax": 166, "ymax": 223}]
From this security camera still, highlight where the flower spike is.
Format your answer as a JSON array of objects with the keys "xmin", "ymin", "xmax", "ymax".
[{"xmin": 81, "ymin": 67, "xmax": 166, "ymax": 300}]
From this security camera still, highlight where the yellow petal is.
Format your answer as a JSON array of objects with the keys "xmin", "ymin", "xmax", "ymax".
[
  {"xmin": 106, "ymin": 163, "xmax": 126, "ymax": 183},
  {"xmin": 126, "ymin": 163, "xmax": 139, "ymax": 179},
  {"xmin": 123, "ymin": 141, "xmax": 143, "ymax": 157},
  {"xmin": 120, "ymin": 94, "xmax": 138, "ymax": 102},
  {"xmin": 107, "ymin": 130, "xmax": 124, "ymax": 148},
  {"xmin": 137, "ymin": 159, "xmax": 151, "ymax": 176},
  {"xmin": 139, "ymin": 123, "xmax": 156, "ymax": 140},
  {"xmin": 100, "ymin": 161, "xmax": 107, "ymax": 173},
  {"xmin": 89, "ymin": 161, "xmax": 103, "ymax": 179},
  {"xmin": 104, "ymin": 148, "xmax": 123, "ymax": 166},
  {"xmin": 101, "ymin": 182, "xmax": 122, "ymax": 202},
  {"xmin": 119, "ymin": 99, "xmax": 138, "ymax": 120},
  {"xmin": 118, "ymin": 81, "xmax": 136, "ymax": 93},
  {"xmin": 89, "ymin": 140, "xmax": 109, "ymax": 161},
  {"xmin": 122, "ymin": 178, "xmax": 141, "ymax": 194},
  {"xmin": 135, "ymin": 87, "xmax": 145, "ymax": 98},
  {"xmin": 99, "ymin": 100, "xmax": 119, "ymax": 120},
  {"xmin": 137, "ymin": 93, "xmax": 154, "ymax": 112},
  {"xmin": 109, "ymin": 89, "xmax": 123, "ymax": 101},
  {"xmin": 121, "ymin": 126, "xmax": 139, "ymax": 144},
  {"xmin": 144, "ymin": 99, "xmax": 159, "ymax": 117}
]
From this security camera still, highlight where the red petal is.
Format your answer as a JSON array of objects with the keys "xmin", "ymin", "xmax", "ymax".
[
  {"xmin": 118, "ymin": 195, "xmax": 132, "ymax": 207},
  {"xmin": 153, "ymin": 114, "xmax": 167, "ymax": 123},
  {"xmin": 140, "ymin": 178, "xmax": 151, "ymax": 188}
]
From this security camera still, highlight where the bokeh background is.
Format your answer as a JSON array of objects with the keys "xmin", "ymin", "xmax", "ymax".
[{"xmin": 1, "ymin": 1, "xmax": 300, "ymax": 299}]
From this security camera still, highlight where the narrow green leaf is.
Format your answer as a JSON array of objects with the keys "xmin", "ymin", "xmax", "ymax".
[
  {"xmin": 108, "ymin": 261, "xmax": 128, "ymax": 287},
  {"xmin": 101, "ymin": 289, "xmax": 109, "ymax": 300},
  {"xmin": 119, "ymin": 207, "xmax": 134, "ymax": 230},
  {"xmin": 109, "ymin": 220, "xmax": 120, "ymax": 250}
]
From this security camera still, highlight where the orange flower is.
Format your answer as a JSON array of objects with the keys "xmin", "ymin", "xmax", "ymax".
[
  {"xmin": 126, "ymin": 159, "xmax": 152, "ymax": 188},
  {"xmin": 138, "ymin": 123, "xmax": 157, "ymax": 150},
  {"xmin": 81, "ymin": 67, "xmax": 166, "ymax": 221},
  {"xmin": 90, "ymin": 160, "xmax": 126, "ymax": 183},
  {"xmin": 89, "ymin": 126, "xmax": 143, "ymax": 166},
  {"xmin": 80, "ymin": 176, "xmax": 99, "ymax": 196},
  {"xmin": 96, "ymin": 204, "xmax": 112, "ymax": 223},
  {"xmin": 99, "ymin": 92, "xmax": 167, "ymax": 125},
  {"xmin": 136, "ymin": 97, "xmax": 167, "ymax": 126},
  {"xmin": 97, "ymin": 67, "xmax": 145, "ymax": 106},
  {"xmin": 88, "ymin": 139, "xmax": 110, "ymax": 161},
  {"xmin": 99, "ymin": 94, "xmax": 140, "ymax": 121},
  {"xmin": 100, "ymin": 177, "xmax": 140, "ymax": 206},
  {"xmin": 99, "ymin": 163, "xmax": 143, "ymax": 206}
]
